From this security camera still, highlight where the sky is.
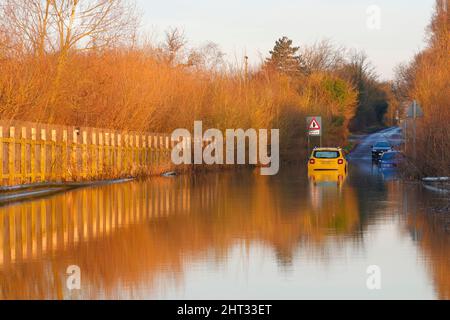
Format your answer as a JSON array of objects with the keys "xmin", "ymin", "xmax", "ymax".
[{"xmin": 136, "ymin": 0, "xmax": 436, "ymax": 80}]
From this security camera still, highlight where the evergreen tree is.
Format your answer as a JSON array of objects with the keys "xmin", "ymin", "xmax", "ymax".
[{"xmin": 266, "ymin": 36, "xmax": 306, "ymax": 77}]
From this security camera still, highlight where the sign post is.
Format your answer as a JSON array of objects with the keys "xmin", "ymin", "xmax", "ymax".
[
  {"xmin": 306, "ymin": 116, "xmax": 322, "ymax": 156},
  {"xmin": 406, "ymin": 101, "xmax": 424, "ymax": 159}
]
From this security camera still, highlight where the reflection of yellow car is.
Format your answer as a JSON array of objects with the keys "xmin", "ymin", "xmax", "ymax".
[
  {"xmin": 308, "ymin": 147, "xmax": 348, "ymax": 174},
  {"xmin": 308, "ymin": 170, "xmax": 347, "ymax": 185}
]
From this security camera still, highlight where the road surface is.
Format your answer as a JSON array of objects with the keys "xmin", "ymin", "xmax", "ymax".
[{"xmin": 349, "ymin": 127, "xmax": 404, "ymax": 161}]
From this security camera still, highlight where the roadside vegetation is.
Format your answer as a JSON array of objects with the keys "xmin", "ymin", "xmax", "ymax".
[
  {"xmin": 0, "ymin": 0, "xmax": 393, "ymax": 164},
  {"xmin": 394, "ymin": 0, "xmax": 449, "ymax": 177}
]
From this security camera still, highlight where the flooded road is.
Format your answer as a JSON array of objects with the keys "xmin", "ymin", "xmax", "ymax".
[{"xmin": 0, "ymin": 129, "xmax": 449, "ymax": 300}]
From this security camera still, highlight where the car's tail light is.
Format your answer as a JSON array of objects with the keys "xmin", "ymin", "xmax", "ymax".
[
  {"xmin": 309, "ymin": 159, "xmax": 315, "ymax": 165},
  {"xmin": 338, "ymin": 159, "xmax": 344, "ymax": 165}
]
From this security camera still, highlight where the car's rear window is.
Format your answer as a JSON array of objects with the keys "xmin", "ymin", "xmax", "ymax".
[{"xmin": 314, "ymin": 151, "xmax": 340, "ymax": 159}]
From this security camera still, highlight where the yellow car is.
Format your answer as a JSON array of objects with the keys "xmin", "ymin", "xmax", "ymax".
[{"xmin": 308, "ymin": 147, "xmax": 348, "ymax": 174}]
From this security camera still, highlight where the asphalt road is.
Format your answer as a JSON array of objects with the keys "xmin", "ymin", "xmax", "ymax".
[{"xmin": 348, "ymin": 127, "xmax": 404, "ymax": 161}]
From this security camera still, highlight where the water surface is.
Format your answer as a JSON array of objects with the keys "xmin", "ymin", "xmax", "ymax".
[{"xmin": 0, "ymin": 162, "xmax": 448, "ymax": 300}]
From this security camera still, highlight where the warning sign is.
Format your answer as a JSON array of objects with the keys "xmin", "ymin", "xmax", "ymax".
[
  {"xmin": 309, "ymin": 118, "xmax": 321, "ymax": 130},
  {"xmin": 306, "ymin": 116, "xmax": 322, "ymax": 136}
]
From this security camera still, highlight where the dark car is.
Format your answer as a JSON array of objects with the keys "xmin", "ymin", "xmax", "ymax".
[
  {"xmin": 379, "ymin": 151, "xmax": 405, "ymax": 168},
  {"xmin": 371, "ymin": 142, "xmax": 393, "ymax": 161}
]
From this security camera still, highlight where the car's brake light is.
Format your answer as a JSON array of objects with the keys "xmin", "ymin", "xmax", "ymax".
[
  {"xmin": 338, "ymin": 159, "xmax": 344, "ymax": 165},
  {"xmin": 309, "ymin": 159, "xmax": 315, "ymax": 165}
]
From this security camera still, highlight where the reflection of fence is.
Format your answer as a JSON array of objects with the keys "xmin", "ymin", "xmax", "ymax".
[
  {"xmin": 0, "ymin": 176, "xmax": 221, "ymax": 269},
  {"xmin": 0, "ymin": 178, "xmax": 196, "ymax": 268},
  {"xmin": 0, "ymin": 120, "xmax": 174, "ymax": 186}
]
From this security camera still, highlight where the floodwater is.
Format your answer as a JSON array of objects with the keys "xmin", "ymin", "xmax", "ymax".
[{"xmin": 0, "ymin": 129, "xmax": 449, "ymax": 300}]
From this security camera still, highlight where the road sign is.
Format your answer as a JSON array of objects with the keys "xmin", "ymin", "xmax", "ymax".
[
  {"xmin": 307, "ymin": 117, "xmax": 322, "ymax": 136},
  {"xmin": 406, "ymin": 100, "xmax": 424, "ymax": 119}
]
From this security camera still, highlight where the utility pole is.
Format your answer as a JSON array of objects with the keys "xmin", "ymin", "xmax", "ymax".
[{"xmin": 244, "ymin": 56, "xmax": 249, "ymax": 83}]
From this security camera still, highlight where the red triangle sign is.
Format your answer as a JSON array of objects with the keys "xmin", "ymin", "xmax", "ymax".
[{"xmin": 309, "ymin": 118, "xmax": 321, "ymax": 130}]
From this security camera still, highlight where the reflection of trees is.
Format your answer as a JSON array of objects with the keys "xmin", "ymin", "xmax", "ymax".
[
  {"xmin": 233, "ymin": 170, "xmax": 360, "ymax": 265},
  {"xmin": 0, "ymin": 170, "xmax": 360, "ymax": 299},
  {"xmin": 355, "ymin": 179, "xmax": 450, "ymax": 300},
  {"xmin": 365, "ymin": 180, "xmax": 450, "ymax": 301},
  {"xmin": 415, "ymin": 217, "xmax": 450, "ymax": 300},
  {"xmin": 403, "ymin": 187, "xmax": 450, "ymax": 300},
  {"xmin": 347, "ymin": 166, "xmax": 390, "ymax": 228}
]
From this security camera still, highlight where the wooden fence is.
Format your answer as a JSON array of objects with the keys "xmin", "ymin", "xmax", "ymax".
[{"xmin": 0, "ymin": 120, "xmax": 176, "ymax": 186}]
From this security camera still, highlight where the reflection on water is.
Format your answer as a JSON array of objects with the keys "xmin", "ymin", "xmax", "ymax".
[
  {"xmin": 308, "ymin": 169, "xmax": 347, "ymax": 186},
  {"xmin": 0, "ymin": 165, "xmax": 448, "ymax": 300}
]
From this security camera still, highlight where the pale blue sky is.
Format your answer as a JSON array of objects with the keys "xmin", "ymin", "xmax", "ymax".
[{"xmin": 136, "ymin": 0, "xmax": 436, "ymax": 80}]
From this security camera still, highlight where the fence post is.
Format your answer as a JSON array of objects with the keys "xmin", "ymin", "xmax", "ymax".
[
  {"xmin": 82, "ymin": 131, "xmax": 88, "ymax": 179},
  {"xmin": 51, "ymin": 130, "xmax": 56, "ymax": 180},
  {"xmin": 98, "ymin": 132, "xmax": 103, "ymax": 175},
  {"xmin": 62, "ymin": 130, "xmax": 68, "ymax": 181},
  {"xmin": 142, "ymin": 135, "xmax": 147, "ymax": 166},
  {"xmin": 92, "ymin": 132, "xmax": 97, "ymax": 177},
  {"xmin": 144, "ymin": 135, "xmax": 148, "ymax": 165},
  {"xmin": 40, "ymin": 129, "xmax": 46, "ymax": 182},
  {"xmin": 9, "ymin": 127, "xmax": 15, "ymax": 185},
  {"xmin": 21, "ymin": 127, "xmax": 27, "ymax": 183},
  {"xmin": 154, "ymin": 136, "xmax": 158, "ymax": 166},
  {"xmin": 159, "ymin": 135, "xmax": 163, "ymax": 165},
  {"xmin": 111, "ymin": 133, "xmax": 116, "ymax": 175},
  {"xmin": 166, "ymin": 135, "xmax": 170, "ymax": 164},
  {"xmin": 147, "ymin": 136, "xmax": 153, "ymax": 166},
  {"xmin": 72, "ymin": 129, "xmax": 78, "ymax": 179},
  {"xmin": 136, "ymin": 135, "xmax": 140, "ymax": 167},
  {"xmin": 161, "ymin": 135, "xmax": 165, "ymax": 165},
  {"xmin": 124, "ymin": 134, "xmax": 129, "ymax": 171},
  {"xmin": 130, "ymin": 135, "xmax": 134, "ymax": 169},
  {"xmin": 0, "ymin": 127, "xmax": 3, "ymax": 185},
  {"xmin": 105, "ymin": 133, "xmax": 110, "ymax": 175},
  {"xmin": 31, "ymin": 128, "xmax": 36, "ymax": 183},
  {"xmin": 117, "ymin": 134, "xmax": 122, "ymax": 174}
]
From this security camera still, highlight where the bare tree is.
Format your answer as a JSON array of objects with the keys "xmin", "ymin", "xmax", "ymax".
[
  {"xmin": 1, "ymin": 0, "xmax": 139, "ymax": 55},
  {"xmin": 187, "ymin": 42, "xmax": 225, "ymax": 72},
  {"xmin": 0, "ymin": 0, "xmax": 53, "ymax": 56},
  {"xmin": 1, "ymin": 0, "xmax": 140, "ymax": 121},
  {"xmin": 163, "ymin": 27, "xmax": 187, "ymax": 65},
  {"xmin": 300, "ymin": 40, "xmax": 346, "ymax": 73}
]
